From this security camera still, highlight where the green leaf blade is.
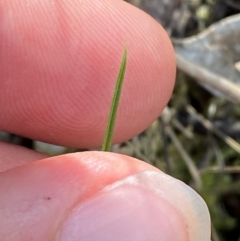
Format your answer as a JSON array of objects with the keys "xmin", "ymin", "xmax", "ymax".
[{"xmin": 102, "ymin": 46, "xmax": 128, "ymax": 152}]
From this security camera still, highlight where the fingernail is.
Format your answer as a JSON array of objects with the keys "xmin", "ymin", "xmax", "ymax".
[{"xmin": 57, "ymin": 171, "xmax": 210, "ymax": 241}]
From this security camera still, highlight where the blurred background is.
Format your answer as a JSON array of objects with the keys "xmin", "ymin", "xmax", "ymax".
[{"xmin": 2, "ymin": 1, "xmax": 240, "ymax": 240}]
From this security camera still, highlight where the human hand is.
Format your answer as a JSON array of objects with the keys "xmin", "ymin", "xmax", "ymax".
[{"xmin": 0, "ymin": 0, "xmax": 211, "ymax": 240}]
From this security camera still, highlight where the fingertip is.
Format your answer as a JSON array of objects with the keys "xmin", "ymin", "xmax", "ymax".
[
  {"xmin": 1, "ymin": 0, "xmax": 175, "ymax": 147},
  {"xmin": 0, "ymin": 141, "xmax": 47, "ymax": 172},
  {"xmin": 58, "ymin": 184, "xmax": 187, "ymax": 241},
  {"xmin": 0, "ymin": 152, "xmax": 210, "ymax": 241},
  {"xmin": 0, "ymin": 151, "xmax": 155, "ymax": 240}
]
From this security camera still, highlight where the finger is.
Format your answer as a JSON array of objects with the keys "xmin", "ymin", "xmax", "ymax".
[
  {"xmin": 0, "ymin": 141, "xmax": 47, "ymax": 172},
  {"xmin": 0, "ymin": 0, "xmax": 175, "ymax": 148},
  {"xmin": 0, "ymin": 152, "xmax": 210, "ymax": 241}
]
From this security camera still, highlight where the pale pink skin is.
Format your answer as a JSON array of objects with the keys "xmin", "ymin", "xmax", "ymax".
[{"xmin": 0, "ymin": 0, "xmax": 207, "ymax": 240}]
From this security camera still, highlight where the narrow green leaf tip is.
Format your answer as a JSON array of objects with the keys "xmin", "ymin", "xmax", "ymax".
[{"xmin": 102, "ymin": 45, "xmax": 128, "ymax": 152}]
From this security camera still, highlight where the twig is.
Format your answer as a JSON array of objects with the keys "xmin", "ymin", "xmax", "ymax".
[
  {"xmin": 160, "ymin": 118, "xmax": 171, "ymax": 174},
  {"xmin": 200, "ymin": 166, "xmax": 240, "ymax": 174},
  {"xmin": 186, "ymin": 105, "xmax": 240, "ymax": 154},
  {"xmin": 172, "ymin": 118, "xmax": 194, "ymax": 139},
  {"xmin": 176, "ymin": 53, "xmax": 240, "ymax": 103},
  {"xmin": 166, "ymin": 125, "xmax": 202, "ymax": 189}
]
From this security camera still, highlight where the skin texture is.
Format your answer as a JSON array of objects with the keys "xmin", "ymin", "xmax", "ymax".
[
  {"xmin": 0, "ymin": 0, "xmax": 175, "ymax": 148},
  {"xmin": 0, "ymin": 0, "xmax": 211, "ymax": 240}
]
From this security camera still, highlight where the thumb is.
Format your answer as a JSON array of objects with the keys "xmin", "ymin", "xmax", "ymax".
[{"xmin": 0, "ymin": 152, "xmax": 210, "ymax": 241}]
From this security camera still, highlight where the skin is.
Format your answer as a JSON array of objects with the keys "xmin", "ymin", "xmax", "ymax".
[{"xmin": 0, "ymin": 0, "xmax": 210, "ymax": 240}]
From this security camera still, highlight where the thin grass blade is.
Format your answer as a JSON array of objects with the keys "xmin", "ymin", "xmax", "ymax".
[{"xmin": 102, "ymin": 46, "xmax": 128, "ymax": 151}]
